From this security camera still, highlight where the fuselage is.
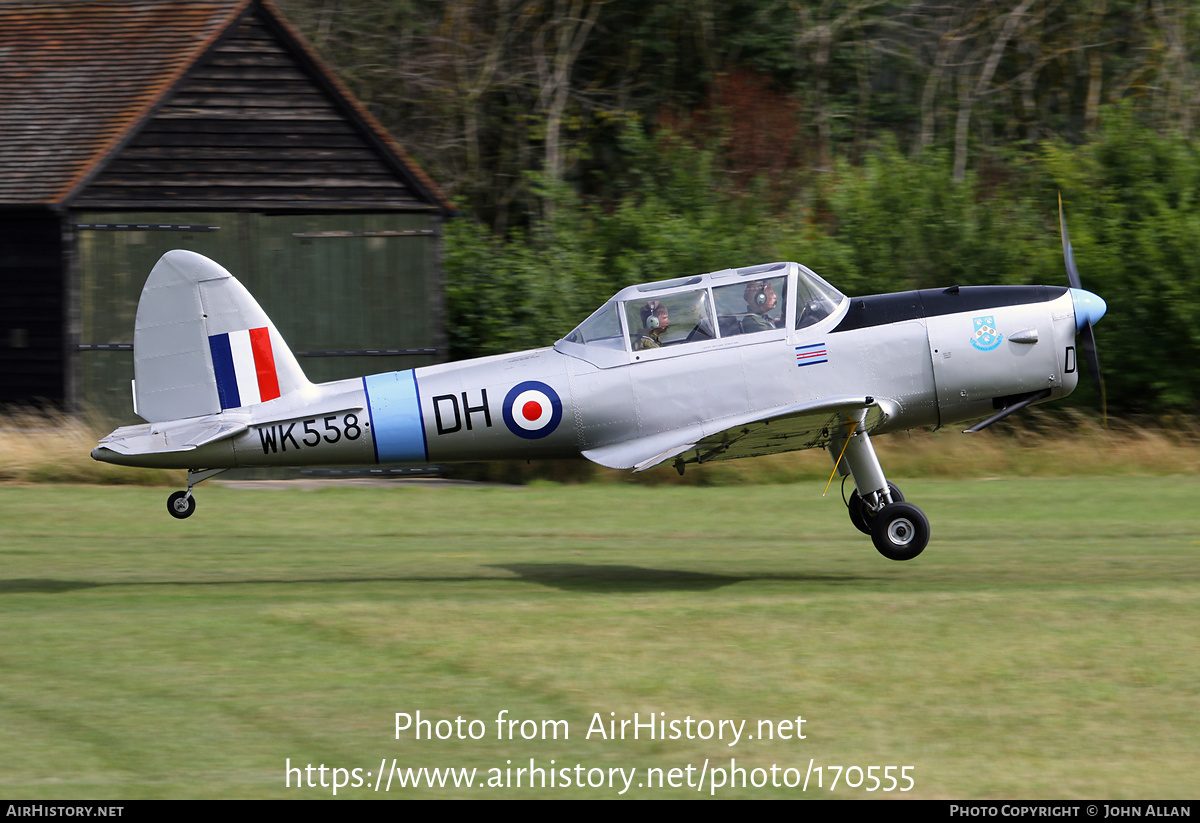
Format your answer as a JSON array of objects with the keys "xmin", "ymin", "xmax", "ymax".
[{"xmin": 93, "ymin": 262, "xmax": 1095, "ymax": 473}]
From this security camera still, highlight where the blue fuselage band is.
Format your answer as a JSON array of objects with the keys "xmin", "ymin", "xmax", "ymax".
[{"xmin": 363, "ymin": 371, "xmax": 427, "ymax": 463}]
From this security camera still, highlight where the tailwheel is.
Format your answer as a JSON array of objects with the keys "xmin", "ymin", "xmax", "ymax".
[
  {"xmin": 164, "ymin": 468, "xmax": 227, "ymax": 519},
  {"xmin": 870, "ymin": 502, "xmax": 929, "ymax": 561},
  {"xmin": 167, "ymin": 490, "xmax": 196, "ymax": 519}
]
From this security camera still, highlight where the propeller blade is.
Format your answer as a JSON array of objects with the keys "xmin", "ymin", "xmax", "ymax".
[
  {"xmin": 1079, "ymin": 320, "xmax": 1107, "ymax": 428},
  {"xmin": 1060, "ymin": 193, "xmax": 1107, "ymax": 428},
  {"xmin": 1059, "ymin": 192, "xmax": 1082, "ymax": 290}
]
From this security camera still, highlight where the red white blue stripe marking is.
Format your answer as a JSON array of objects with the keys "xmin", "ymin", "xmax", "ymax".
[
  {"xmin": 209, "ymin": 327, "xmax": 281, "ymax": 409},
  {"xmin": 795, "ymin": 343, "xmax": 828, "ymax": 368}
]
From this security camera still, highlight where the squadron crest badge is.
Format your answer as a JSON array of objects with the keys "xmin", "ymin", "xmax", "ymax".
[{"xmin": 970, "ymin": 315, "xmax": 1003, "ymax": 351}]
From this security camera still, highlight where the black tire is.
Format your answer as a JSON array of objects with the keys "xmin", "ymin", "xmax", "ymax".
[
  {"xmin": 870, "ymin": 502, "xmax": 929, "ymax": 561},
  {"xmin": 847, "ymin": 483, "xmax": 904, "ymax": 536},
  {"xmin": 848, "ymin": 490, "xmax": 871, "ymax": 535},
  {"xmin": 167, "ymin": 490, "xmax": 196, "ymax": 519}
]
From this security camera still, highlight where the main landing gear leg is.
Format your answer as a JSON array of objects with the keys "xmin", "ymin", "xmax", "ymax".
[
  {"xmin": 831, "ymin": 419, "xmax": 929, "ymax": 561},
  {"xmin": 166, "ymin": 468, "xmax": 228, "ymax": 519}
]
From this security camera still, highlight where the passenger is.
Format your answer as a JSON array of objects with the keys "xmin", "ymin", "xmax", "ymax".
[
  {"xmin": 741, "ymin": 280, "xmax": 781, "ymax": 333},
  {"xmin": 635, "ymin": 301, "xmax": 670, "ymax": 349}
]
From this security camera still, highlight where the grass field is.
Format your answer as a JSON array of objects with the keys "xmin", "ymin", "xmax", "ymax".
[{"xmin": 1, "ymin": 477, "xmax": 1197, "ymax": 798}]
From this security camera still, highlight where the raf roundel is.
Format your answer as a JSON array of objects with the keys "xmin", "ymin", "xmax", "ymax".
[{"xmin": 502, "ymin": 381, "xmax": 563, "ymax": 439}]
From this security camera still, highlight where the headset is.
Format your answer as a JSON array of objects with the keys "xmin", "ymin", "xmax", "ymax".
[
  {"xmin": 744, "ymin": 281, "xmax": 772, "ymax": 308},
  {"xmin": 641, "ymin": 300, "xmax": 666, "ymax": 329}
]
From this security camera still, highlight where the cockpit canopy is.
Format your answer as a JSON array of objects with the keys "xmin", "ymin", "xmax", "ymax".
[{"xmin": 558, "ymin": 262, "xmax": 846, "ymax": 365}]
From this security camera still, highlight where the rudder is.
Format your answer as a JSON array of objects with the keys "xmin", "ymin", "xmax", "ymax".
[{"xmin": 133, "ymin": 250, "xmax": 309, "ymax": 422}]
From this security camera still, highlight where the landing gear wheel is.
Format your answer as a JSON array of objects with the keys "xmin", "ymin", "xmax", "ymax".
[
  {"xmin": 870, "ymin": 502, "xmax": 928, "ymax": 561},
  {"xmin": 847, "ymin": 483, "xmax": 905, "ymax": 535},
  {"xmin": 848, "ymin": 491, "xmax": 871, "ymax": 535},
  {"xmin": 167, "ymin": 491, "xmax": 196, "ymax": 519}
]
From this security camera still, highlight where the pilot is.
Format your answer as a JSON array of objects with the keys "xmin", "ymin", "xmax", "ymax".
[
  {"xmin": 635, "ymin": 301, "xmax": 670, "ymax": 350},
  {"xmin": 742, "ymin": 280, "xmax": 781, "ymax": 333}
]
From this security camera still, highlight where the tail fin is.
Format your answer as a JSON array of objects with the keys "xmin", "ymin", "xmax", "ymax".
[{"xmin": 133, "ymin": 250, "xmax": 309, "ymax": 423}]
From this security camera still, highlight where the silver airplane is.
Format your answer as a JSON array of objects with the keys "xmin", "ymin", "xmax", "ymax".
[{"xmin": 92, "ymin": 210, "xmax": 1106, "ymax": 561}]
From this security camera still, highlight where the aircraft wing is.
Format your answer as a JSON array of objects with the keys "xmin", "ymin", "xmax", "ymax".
[
  {"xmin": 96, "ymin": 418, "xmax": 249, "ymax": 456},
  {"xmin": 582, "ymin": 396, "xmax": 899, "ymax": 472}
]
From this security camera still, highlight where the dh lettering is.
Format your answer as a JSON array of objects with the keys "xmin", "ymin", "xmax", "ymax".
[
  {"xmin": 434, "ymin": 390, "xmax": 492, "ymax": 434},
  {"xmin": 433, "ymin": 394, "xmax": 460, "ymax": 435},
  {"xmin": 462, "ymin": 389, "xmax": 491, "ymax": 430}
]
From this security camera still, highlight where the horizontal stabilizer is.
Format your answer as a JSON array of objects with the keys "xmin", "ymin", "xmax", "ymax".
[
  {"xmin": 96, "ymin": 418, "xmax": 248, "ymax": 456},
  {"xmin": 582, "ymin": 396, "xmax": 897, "ymax": 472}
]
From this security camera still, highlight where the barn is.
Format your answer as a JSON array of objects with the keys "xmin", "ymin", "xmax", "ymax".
[{"xmin": 0, "ymin": 0, "xmax": 453, "ymax": 423}]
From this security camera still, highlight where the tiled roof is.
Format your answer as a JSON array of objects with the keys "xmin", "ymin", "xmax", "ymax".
[
  {"xmin": 0, "ymin": 0, "xmax": 245, "ymax": 206},
  {"xmin": 0, "ymin": 0, "xmax": 451, "ymax": 210}
]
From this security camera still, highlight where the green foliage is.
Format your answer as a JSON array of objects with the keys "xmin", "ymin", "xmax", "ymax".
[
  {"xmin": 444, "ymin": 126, "xmax": 789, "ymax": 359},
  {"xmin": 824, "ymin": 144, "xmax": 1060, "ymax": 293},
  {"xmin": 590, "ymin": 129, "xmax": 775, "ymax": 282},
  {"xmin": 1041, "ymin": 108, "xmax": 1200, "ymax": 411},
  {"xmin": 443, "ymin": 211, "xmax": 602, "ymax": 359}
]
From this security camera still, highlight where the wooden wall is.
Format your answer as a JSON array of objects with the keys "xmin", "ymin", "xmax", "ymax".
[{"xmin": 74, "ymin": 10, "xmax": 431, "ymax": 211}]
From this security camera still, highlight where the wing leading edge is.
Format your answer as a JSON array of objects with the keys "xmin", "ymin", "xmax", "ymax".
[{"xmin": 582, "ymin": 396, "xmax": 899, "ymax": 472}]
